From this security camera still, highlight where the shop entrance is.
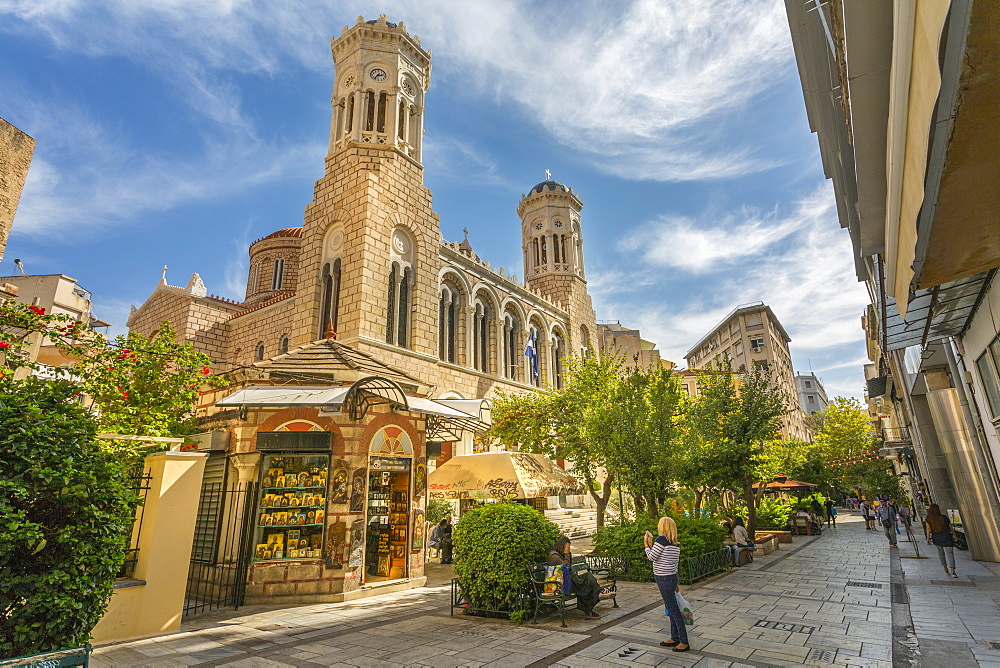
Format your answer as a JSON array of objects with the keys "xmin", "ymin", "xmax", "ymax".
[{"xmin": 365, "ymin": 456, "xmax": 410, "ymax": 582}]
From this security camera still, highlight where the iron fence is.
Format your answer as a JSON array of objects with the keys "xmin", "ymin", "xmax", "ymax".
[
  {"xmin": 117, "ymin": 467, "xmax": 153, "ymax": 579},
  {"xmin": 183, "ymin": 481, "xmax": 257, "ymax": 618},
  {"xmin": 680, "ymin": 548, "xmax": 732, "ymax": 585},
  {"xmin": 586, "ymin": 550, "xmax": 732, "ymax": 585},
  {"xmin": 881, "ymin": 427, "xmax": 911, "ymax": 442}
]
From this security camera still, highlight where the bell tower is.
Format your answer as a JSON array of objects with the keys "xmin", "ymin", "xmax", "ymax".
[
  {"xmin": 327, "ymin": 14, "xmax": 430, "ymax": 162},
  {"xmin": 519, "ymin": 175, "xmax": 598, "ymax": 358},
  {"xmin": 290, "ymin": 16, "xmax": 442, "ymax": 360}
]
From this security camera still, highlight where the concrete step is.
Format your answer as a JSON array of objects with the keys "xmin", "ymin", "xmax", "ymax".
[{"xmin": 545, "ymin": 507, "xmax": 598, "ymax": 539}]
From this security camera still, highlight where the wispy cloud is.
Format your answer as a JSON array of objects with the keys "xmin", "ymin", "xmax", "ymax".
[
  {"xmin": 1, "ymin": 0, "xmax": 795, "ymax": 182},
  {"xmin": 422, "ymin": 135, "xmax": 511, "ymax": 188},
  {"xmin": 591, "ymin": 183, "xmax": 870, "ymax": 396}
]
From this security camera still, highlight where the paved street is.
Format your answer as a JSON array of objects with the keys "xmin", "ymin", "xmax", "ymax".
[{"xmin": 93, "ymin": 513, "xmax": 1000, "ymax": 667}]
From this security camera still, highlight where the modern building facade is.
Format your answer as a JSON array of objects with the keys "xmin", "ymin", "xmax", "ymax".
[
  {"xmin": 795, "ymin": 372, "xmax": 829, "ymax": 416},
  {"xmin": 684, "ymin": 302, "xmax": 813, "ymax": 442},
  {"xmin": 0, "ymin": 117, "xmax": 35, "ymax": 264},
  {"xmin": 127, "ymin": 16, "xmax": 600, "ymax": 602},
  {"xmin": 786, "ymin": 0, "xmax": 1000, "ymax": 561}
]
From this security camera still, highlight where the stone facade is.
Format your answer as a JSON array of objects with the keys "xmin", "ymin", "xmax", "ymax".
[
  {"xmin": 128, "ymin": 15, "xmax": 600, "ymax": 434},
  {"xmin": 0, "ymin": 117, "xmax": 35, "ymax": 263}
]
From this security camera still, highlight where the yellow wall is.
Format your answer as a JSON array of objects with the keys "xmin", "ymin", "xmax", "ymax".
[{"xmin": 91, "ymin": 452, "xmax": 207, "ymax": 644}]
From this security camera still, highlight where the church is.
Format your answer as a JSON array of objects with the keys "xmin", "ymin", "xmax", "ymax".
[{"xmin": 127, "ymin": 15, "xmax": 599, "ymax": 602}]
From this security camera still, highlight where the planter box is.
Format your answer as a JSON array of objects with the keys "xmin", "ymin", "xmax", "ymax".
[
  {"xmin": 757, "ymin": 530, "xmax": 791, "ymax": 545},
  {"xmin": 752, "ymin": 533, "xmax": 778, "ymax": 555}
]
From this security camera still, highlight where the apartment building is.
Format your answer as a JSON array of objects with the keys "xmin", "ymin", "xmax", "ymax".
[
  {"xmin": 684, "ymin": 302, "xmax": 812, "ymax": 441},
  {"xmin": 598, "ymin": 321, "xmax": 663, "ymax": 369},
  {"xmin": 786, "ymin": 0, "xmax": 1000, "ymax": 561},
  {"xmin": 795, "ymin": 372, "xmax": 829, "ymax": 416}
]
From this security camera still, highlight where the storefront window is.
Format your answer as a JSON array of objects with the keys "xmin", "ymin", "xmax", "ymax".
[
  {"xmin": 366, "ymin": 457, "xmax": 410, "ymax": 580},
  {"xmin": 254, "ymin": 454, "xmax": 329, "ymax": 561}
]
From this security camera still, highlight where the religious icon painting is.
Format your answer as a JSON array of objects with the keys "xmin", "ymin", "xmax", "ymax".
[
  {"xmin": 411, "ymin": 508, "xmax": 425, "ymax": 553},
  {"xmin": 347, "ymin": 518, "xmax": 365, "ymax": 568},
  {"xmin": 349, "ymin": 467, "xmax": 367, "ymax": 512},
  {"xmin": 325, "ymin": 521, "xmax": 347, "ymax": 569},
  {"xmin": 330, "ymin": 459, "xmax": 349, "ymax": 504},
  {"xmin": 413, "ymin": 461, "xmax": 427, "ymax": 503}
]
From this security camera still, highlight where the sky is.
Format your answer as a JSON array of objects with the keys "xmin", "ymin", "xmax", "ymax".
[{"xmin": 0, "ymin": 0, "xmax": 871, "ymax": 400}]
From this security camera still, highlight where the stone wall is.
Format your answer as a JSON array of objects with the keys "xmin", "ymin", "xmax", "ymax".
[{"xmin": 0, "ymin": 118, "xmax": 35, "ymax": 262}]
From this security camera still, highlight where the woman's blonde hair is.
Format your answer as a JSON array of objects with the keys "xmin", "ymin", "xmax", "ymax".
[{"xmin": 657, "ymin": 516, "xmax": 678, "ymax": 544}]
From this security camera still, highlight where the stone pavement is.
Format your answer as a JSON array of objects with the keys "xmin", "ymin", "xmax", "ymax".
[{"xmin": 92, "ymin": 513, "xmax": 1000, "ymax": 667}]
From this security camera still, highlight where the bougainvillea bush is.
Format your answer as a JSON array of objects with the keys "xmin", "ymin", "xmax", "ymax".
[{"xmin": 0, "ymin": 377, "xmax": 137, "ymax": 656}]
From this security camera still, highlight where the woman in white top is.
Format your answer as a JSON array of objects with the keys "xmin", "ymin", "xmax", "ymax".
[
  {"xmin": 644, "ymin": 516, "xmax": 689, "ymax": 652},
  {"xmin": 729, "ymin": 517, "xmax": 751, "ymax": 567}
]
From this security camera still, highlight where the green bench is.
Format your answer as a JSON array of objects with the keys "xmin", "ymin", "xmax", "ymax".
[
  {"xmin": 0, "ymin": 645, "xmax": 91, "ymax": 668},
  {"xmin": 528, "ymin": 555, "xmax": 619, "ymax": 627}
]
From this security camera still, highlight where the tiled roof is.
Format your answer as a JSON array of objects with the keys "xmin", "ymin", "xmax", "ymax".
[
  {"xmin": 253, "ymin": 339, "xmax": 428, "ymax": 392},
  {"xmin": 252, "ymin": 227, "xmax": 303, "ymax": 244},
  {"xmin": 229, "ymin": 291, "xmax": 295, "ymax": 319}
]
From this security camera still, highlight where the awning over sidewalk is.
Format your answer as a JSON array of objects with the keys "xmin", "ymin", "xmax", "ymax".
[
  {"xmin": 427, "ymin": 451, "xmax": 584, "ymax": 500},
  {"xmin": 215, "ymin": 378, "xmax": 491, "ymax": 439}
]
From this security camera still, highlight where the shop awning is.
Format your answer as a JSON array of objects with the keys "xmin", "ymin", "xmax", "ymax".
[
  {"xmin": 427, "ymin": 451, "xmax": 585, "ymax": 500},
  {"xmin": 215, "ymin": 380, "xmax": 491, "ymax": 439}
]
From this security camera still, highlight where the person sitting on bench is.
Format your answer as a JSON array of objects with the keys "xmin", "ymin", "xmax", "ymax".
[{"xmin": 547, "ymin": 536, "xmax": 601, "ymax": 619}]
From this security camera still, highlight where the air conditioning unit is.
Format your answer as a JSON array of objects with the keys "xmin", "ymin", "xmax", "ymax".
[{"xmin": 750, "ymin": 346, "xmax": 764, "ymax": 353}]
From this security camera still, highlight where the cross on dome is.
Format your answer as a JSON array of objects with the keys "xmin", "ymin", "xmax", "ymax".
[{"xmin": 545, "ymin": 169, "xmax": 552, "ymax": 181}]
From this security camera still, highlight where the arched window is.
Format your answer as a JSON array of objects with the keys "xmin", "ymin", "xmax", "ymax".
[
  {"xmin": 552, "ymin": 332, "xmax": 565, "ymax": 389},
  {"xmin": 560, "ymin": 235, "xmax": 567, "ymax": 266},
  {"xmin": 397, "ymin": 267, "xmax": 411, "ymax": 347},
  {"xmin": 386, "ymin": 265, "xmax": 396, "ymax": 344},
  {"xmin": 346, "ymin": 95, "xmax": 355, "ymax": 133},
  {"xmin": 255, "ymin": 342, "xmax": 265, "ymax": 361},
  {"xmin": 279, "ymin": 335, "xmax": 289, "ymax": 355},
  {"xmin": 504, "ymin": 313, "xmax": 520, "ymax": 381},
  {"xmin": 271, "ymin": 258, "xmax": 285, "ymax": 290},
  {"xmin": 473, "ymin": 301, "xmax": 492, "ymax": 373},
  {"xmin": 365, "ymin": 91, "xmax": 375, "ymax": 132},
  {"xmin": 579, "ymin": 325, "xmax": 592, "ymax": 358},
  {"xmin": 527, "ymin": 324, "xmax": 542, "ymax": 387},
  {"xmin": 377, "ymin": 92, "xmax": 387, "ymax": 133},
  {"xmin": 540, "ymin": 238, "xmax": 547, "ymax": 265},
  {"xmin": 439, "ymin": 287, "xmax": 459, "ymax": 363},
  {"xmin": 247, "ymin": 262, "xmax": 259, "ymax": 298},
  {"xmin": 532, "ymin": 239, "xmax": 540, "ymax": 269},
  {"xmin": 336, "ymin": 98, "xmax": 345, "ymax": 137},
  {"xmin": 552, "ymin": 234, "xmax": 560, "ymax": 264},
  {"xmin": 408, "ymin": 104, "xmax": 418, "ymax": 147},
  {"xmin": 320, "ymin": 259, "xmax": 341, "ymax": 338},
  {"xmin": 397, "ymin": 100, "xmax": 406, "ymax": 139}
]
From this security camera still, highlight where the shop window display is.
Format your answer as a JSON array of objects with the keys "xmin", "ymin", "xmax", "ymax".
[
  {"xmin": 255, "ymin": 454, "xmax": 329, "ymax": 561},
  {"xmin": 365, "ymin": 457, "xmax": 410, "ymax": 580}
]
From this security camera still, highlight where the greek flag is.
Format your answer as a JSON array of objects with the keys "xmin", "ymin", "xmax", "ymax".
[{"xmin": 524, "ymin": 329, "xmax": 539, "ymax": 383}]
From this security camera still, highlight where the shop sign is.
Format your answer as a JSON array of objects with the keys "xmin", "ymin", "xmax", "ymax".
[{"xmin": 371, "ymin": 458, "xmax": 410, "ymax": 471}]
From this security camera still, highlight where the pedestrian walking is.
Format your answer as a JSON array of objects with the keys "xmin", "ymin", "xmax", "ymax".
[
  {"xmin": 924, "ymin": 504, "xmax": 959, "ymax": 578},
  {"xmin": 898, "ymin": 504, "xmax": 912, "ymax": 531},
  {"xmin": 644, "ymin": 517, "xmax": 689, "ymax": 652},
  {"xmin": 860, "ymin": 500, "xmax": 873, "ymax": 530},
  {"xmin": 876, "ymin": 501, "xmax": 898, "ymax": 547},
  {"xmin": 824, "ymin": 499, "xmax": 837, "ymax": 526}
]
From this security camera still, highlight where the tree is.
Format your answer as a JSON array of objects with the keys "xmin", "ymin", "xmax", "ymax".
[
  {"xmin": 490, "ymin": 354, "xmax": 621, "ymax": 527},
  {"xmin": 603, "ymin": 364, "xmax": 685, "ymax": 518},
  {"xmin": 0, "ymin": 377, "xmax": 137, "ymax": 655},
  {"xmin": 74, "ymin": 321, "xmax": 219, "ymax": 437},
  {"xmin": 0, "ymin": 300, "xmax": 91, "ymax": 374},
  {"xmin": 686, "ymin": 362, "xmax": 790, "ymax": 534}
]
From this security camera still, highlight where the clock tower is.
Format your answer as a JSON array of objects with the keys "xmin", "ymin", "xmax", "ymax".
[
  {"xmin": 289, "ymin": 15, "xmax": 443, "ymax": 362},
  {"xmin": 519, "ymin": 176, "xmax": 599, "ymax": 359}
]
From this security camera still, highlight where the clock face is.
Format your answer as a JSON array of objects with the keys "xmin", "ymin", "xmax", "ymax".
[
  {"xmin": 534, "ymin": 223, "xmax": 543, "ymax": 231},
  {"xmin": 370, "ymin": 68, "xmax": 387, "ymax": 82}
]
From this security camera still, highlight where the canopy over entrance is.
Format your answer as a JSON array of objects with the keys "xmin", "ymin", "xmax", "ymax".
[
  {"xmin": 751, "ymin": 479, "xmax": 818, "ymax": 493},
  {"xmin": 427, "ymin": 452, "xmax": 584, "ymax": 501}
]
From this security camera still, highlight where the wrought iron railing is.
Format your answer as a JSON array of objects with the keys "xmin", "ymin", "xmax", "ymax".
[
  {"xmin": 117, "ymin": 467, "xmax": 153, "ymax": 579},
  {"xmin": 880, "ymin": 427, "xmax": 911, "ymax": 443},
  {"xmin": 679, "ymin": 548, "xmax": 732, "ymax": 585},
  {"xmin": 586, "ymin": 550, "xmax": 732, "ymax": 585}
]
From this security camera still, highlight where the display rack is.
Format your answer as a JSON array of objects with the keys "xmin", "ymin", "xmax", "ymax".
[{"xmin": 253, "ymin": 454, "xmax": 329, "ymax": 561}]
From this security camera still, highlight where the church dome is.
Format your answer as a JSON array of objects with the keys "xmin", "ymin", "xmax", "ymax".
[
  {"xmin": 259, "ymin": 227, "xmax": 303, "ymax": 241},
  {"xmin": 529, "ymin": 179, "xmax": 570, "ymax": 195}
]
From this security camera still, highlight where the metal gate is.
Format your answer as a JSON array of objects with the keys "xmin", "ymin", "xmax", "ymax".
[{"xmin": 183, "ymin": 480, "xmax": 257, "ymax": 618}]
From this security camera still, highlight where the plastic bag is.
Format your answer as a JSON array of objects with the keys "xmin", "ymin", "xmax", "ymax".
[{"xmin": 676, "ymin": 592, "xmax": 694, "ymax": 626}]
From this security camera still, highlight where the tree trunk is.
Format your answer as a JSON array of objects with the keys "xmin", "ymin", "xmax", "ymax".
[
  {"xmin": 633, "ymin": 494, "xmax": 646, "ymax": 518},
  {"xmin": 587, "ymin": 471, "xmax": 614, "ymax": 529},
  {"xmin": 645, "ymin": 493, "xmax": 658, "ymax": 519},
  {"xmin": 742, "ymin": 483, "xmax": 758, "ymax": 535}
]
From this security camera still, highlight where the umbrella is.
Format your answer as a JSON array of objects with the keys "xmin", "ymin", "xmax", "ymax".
[
  {"xmin": 751, "ymin": 478, "xmax": 819, "ymax": 492},
  {"xmin": 428, "ymin": 451, "xmax": 584, "ymax": 501}
]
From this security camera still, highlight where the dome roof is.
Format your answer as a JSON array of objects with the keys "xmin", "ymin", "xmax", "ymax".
[
  {"xmin": 529, "ymin": 179, "xmax": 570, "ymax": 195},
  {"xmin": 259, "ymin": 227, "xmax": 302, "ymax": 241},
  {"xmin": 366, "ymin": 19, "xmax": 399, "ymax": 28}
]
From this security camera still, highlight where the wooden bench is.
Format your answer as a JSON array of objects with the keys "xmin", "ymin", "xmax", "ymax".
[
  {"xmin": 791, "ymin": 517, "xmax": 814, "ymax": 535},
  {"xmin": 0, "ymin": 645, "xmax": 91, "ymax": 667},
  {"xmin": 528, "ymin": 555, "xmax": 618, "ymax": 627}
]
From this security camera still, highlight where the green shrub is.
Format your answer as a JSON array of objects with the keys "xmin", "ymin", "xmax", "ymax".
[
  {"xmin": 752, "ymin": 498, "xmax": 797, "ymax": 530},
  {"xmin": 452, "ymin": 502, "xmax": 560, "ymax": 622},
  {"xmin": 0, "ymin": 378, "xmax": 138, "ymax": 656},
  {"xmin": 592, "ymin": 515, "xmax": 728, "ymax": 582}
]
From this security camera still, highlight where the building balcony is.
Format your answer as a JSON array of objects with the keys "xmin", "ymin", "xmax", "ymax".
[{"xmin": 880, "ymin": 427, "xmax": 911, "ymax": 445}]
